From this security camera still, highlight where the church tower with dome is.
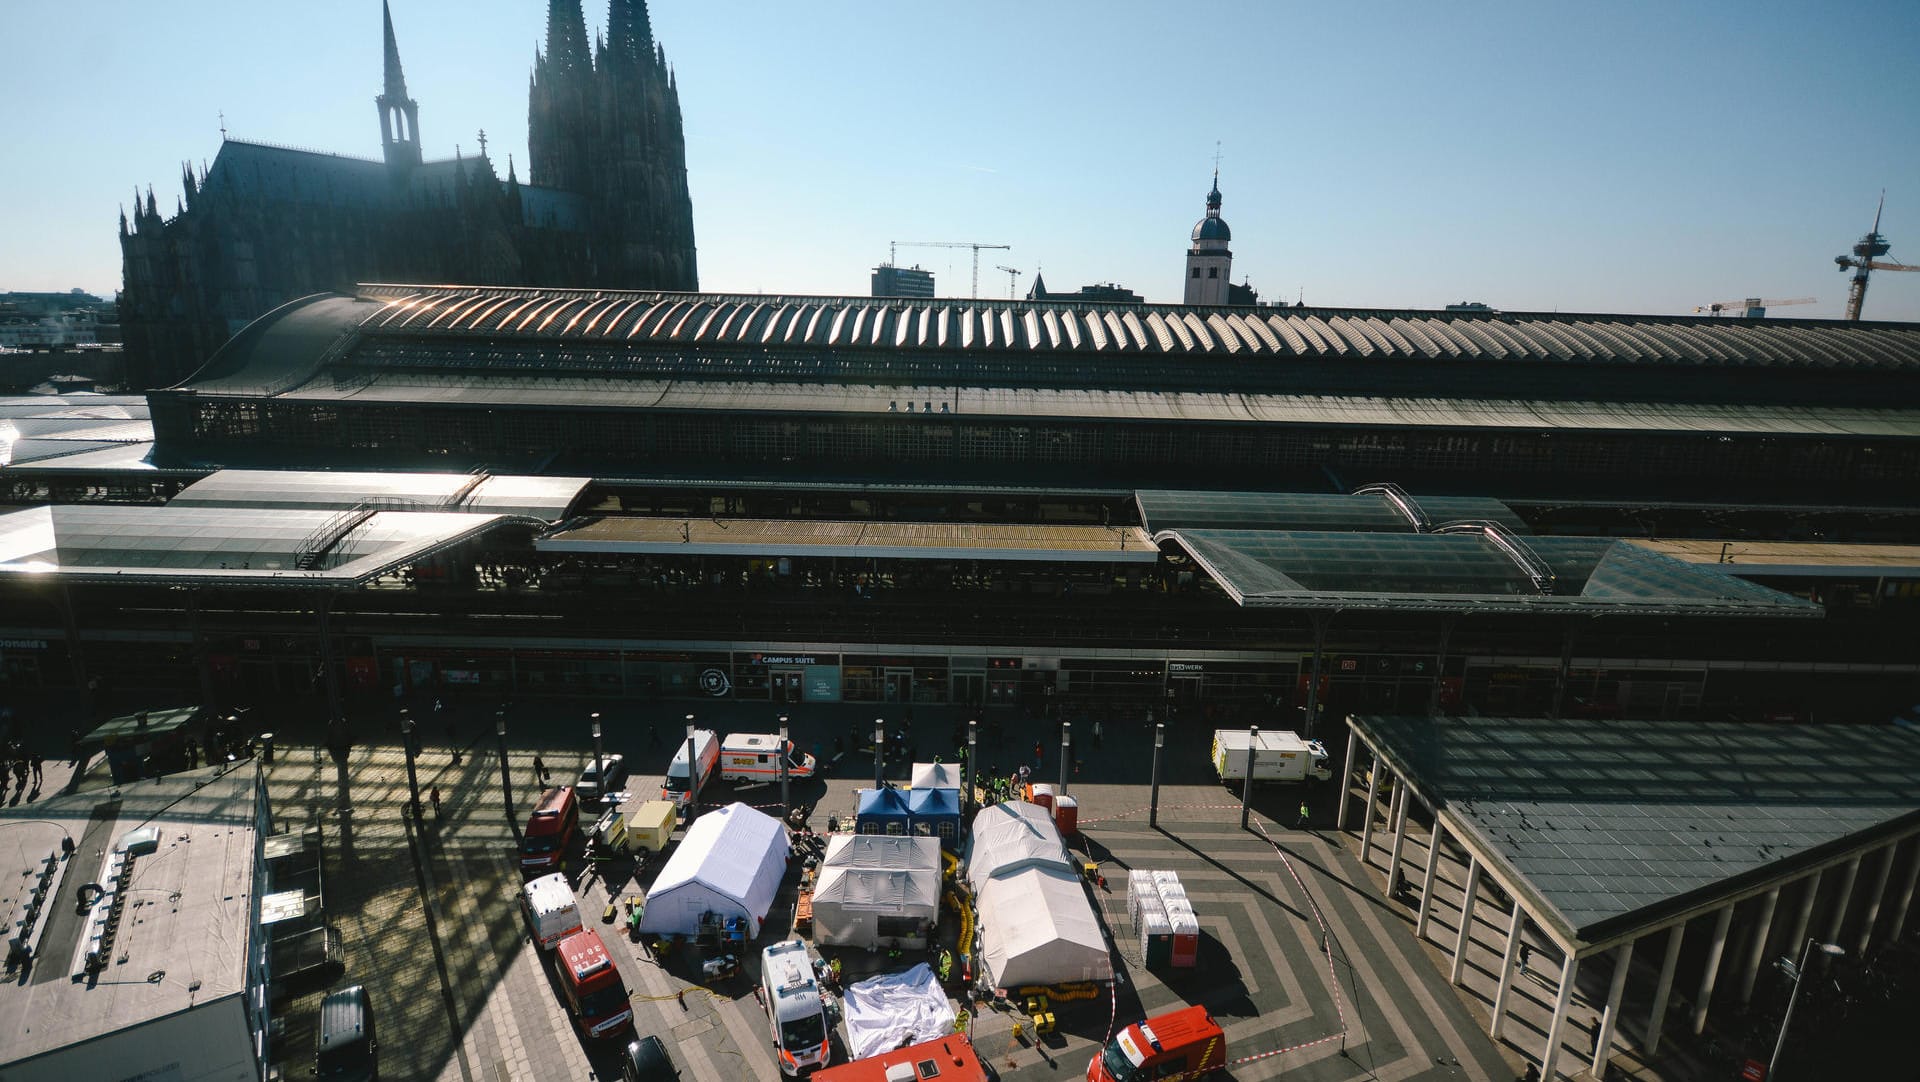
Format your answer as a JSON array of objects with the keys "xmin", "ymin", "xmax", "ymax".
[{"xmin": 1183, "ymin": 170, "xmax": 1232, "ymax": 305}]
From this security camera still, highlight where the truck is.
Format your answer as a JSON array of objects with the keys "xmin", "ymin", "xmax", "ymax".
[
  {"xmin": 589, "ymin": 798, "xmax": 679, "ymax": 863},
  {"xmin": 661, "ymin": 729, "xmax": 721, "ymax": 807},
  {"xmin": 521, "ymin": 871, "xmax": 583, "ymax": 950},
  {"xmin": 814, "ymin": 1035, "xmax": 989, "ymax": 1082},
  {"xmin": 556, "ymin": 928, "xmax": 635, "ymax": 1040},
  {"xmin": 521, "ymin": 785, "xmax": 581, "ymax": 874},
  {"xmin": 1089, "ymin": 1005, "xmax": 1226, "ymax": 1082},
  {"xmin": 1211, "ymin": 729, "xmax": 1331, "ymax": 783},
  {"xmin": 717, "ymin": 732, "xmax": 818, "ymax": 784},
  {"xmin": 761, "ymin": 938, "xmax": 831, "ymax": 1075}
]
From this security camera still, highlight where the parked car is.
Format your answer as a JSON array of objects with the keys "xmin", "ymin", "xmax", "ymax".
[
  {"xmin": 576, "ymin": 753, "xmax": 628, "ymax": 804},
  {"xmin": 622, "ymin": 1035, "xmax": 679, "ymax": 1081}
]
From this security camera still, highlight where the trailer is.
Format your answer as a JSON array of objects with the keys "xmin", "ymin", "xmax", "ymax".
[
  {"xmin": 590, "ymin": 798, "xmax": 678, "ymax": 862},
  {"xmin": 1211, "ymin": 729, "xmax": 1331, "ymax": 783}
]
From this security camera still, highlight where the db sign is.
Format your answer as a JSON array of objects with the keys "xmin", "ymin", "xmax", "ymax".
[{"xmin": 1739, "ymin": 1060, "xmax": 1766, "ymax": 1082}]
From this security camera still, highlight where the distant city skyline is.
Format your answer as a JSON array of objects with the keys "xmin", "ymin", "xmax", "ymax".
[{"xmin": 4, "ymin": 0, "xmax": 1919, "ymax": 320}]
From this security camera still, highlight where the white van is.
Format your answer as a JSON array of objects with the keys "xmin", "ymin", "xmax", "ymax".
[
  {"xmin": 760, "ymin": 939, "xmax": 830, "ymax": 1075},
  {"xmin": 662, "ymin": 729, "xmax": 720, "ymax": 807},
  {"xmin": 719, "ymin": 733, "xmax": 818, "ymax": 784},
  {"xmin": 521, "ymin": 872, "xmax": 583, "ymax": 951}
]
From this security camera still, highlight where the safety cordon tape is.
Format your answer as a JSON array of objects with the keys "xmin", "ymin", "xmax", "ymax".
[{"xmin": 1223, "ymin": 817, "xmax": 1351, "ymax": 1067}]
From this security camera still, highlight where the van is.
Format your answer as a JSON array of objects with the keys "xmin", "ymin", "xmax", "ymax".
[
  {"xmin": 718, "ymin": 733, "xmax": 818, "ymax": 784},
  {"xmin": 1088, "ymin": 1005, "xmax": 1225, "ymax": 1082},
  {"xmin": 521, "ymin": 786, "xmax": 580, "ymax": 874},
  {"xmin": 661, "ymin": 729, "xmax": 720, "ymax": 807},
  {"xmin": 760, "ymin": 939, "xmax": 830, "ymax": 1075},
  {"xmin": 317, "ymin": 984, "xmax": 378, "ymax": 1081},
  {"xmin": 521, "ymin": 871, "xmax": 583, "ymax": 950}
]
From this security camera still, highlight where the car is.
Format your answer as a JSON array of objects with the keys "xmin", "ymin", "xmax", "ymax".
[
  {"xmin": 621, "ymin": 1034, "xmax": 679, "ymax": 1081},
  {"xmin": 575, "ymin": 753, "xmax": 628, "ymax": 804},
  {"xmin": 317, "ymin": 984, "xmax": 378, "ymax": 1081}
]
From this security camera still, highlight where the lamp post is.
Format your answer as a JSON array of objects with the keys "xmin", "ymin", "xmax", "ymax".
[
  {"xmin": 495, "ymin": 713, "xmax": 513, "ymax": 823},
  {"xmin": 1240, "ymin": 724, "xmax": 1259, "ymax": 829},
  {"xmin": 778, "ymin": 714, "xmax": 790, "ymax": 814},
  {"xmin": 1058, "ymin": 721, "xmax": 1071, "ymax": 795},
  {"xmin": 1149, "ymin": 723, "xmax": 1165, "ymax": 827},
  {"xmin": 400, "ymin": 716, "xmax": 422, "ymax": 820},
  {"xmin": 683, "ymin": 714, "xmax": 701, "ymax": 820},
  {"xmin": 966, "ymin": 719, "xmax": 978, "ymax": 818},
  {"xmin": 1768, "ymin": 937, "xmax": 1844, "ymax": 1080},
  {"xmin": 590, "ymin": 712, "xmax": 604, "ymax": 799},
  {"xmin": 874, "ymin": 718, "xmax": 886, "ymax": 789}
]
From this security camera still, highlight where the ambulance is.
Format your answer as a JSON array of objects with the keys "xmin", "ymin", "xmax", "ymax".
[
  {"xmin": 718, "ymin": 733, "xmax": 818, "ymax": 784},
  {"xmin": 661, "ymin": 729, "xmax": 720, "ymax": 807},
  {"xmin": 1089, "ymin": 1006, "xmax": 1226, "ymax": 1082}
]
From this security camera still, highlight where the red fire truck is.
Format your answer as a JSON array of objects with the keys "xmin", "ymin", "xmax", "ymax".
[
  {"xmin": 555, "ymin": 929, "xmax": 634, "ymax": 1040},
  {"xmin": 814, "ymin": 1034, "xmax": 990, "ymax": 1082},
  {"xmin": 1088, "ymin": 1006, "xmax": 1226, "ymax": 1082}
]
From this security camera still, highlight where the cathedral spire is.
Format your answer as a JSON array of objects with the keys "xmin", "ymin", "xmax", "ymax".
[
  {"xmin": 543, "ymin": 0, "xmax": 591, "ymax": 76},
  {"xmin": 606, "ymin": 0, "xmax": 654, "ymax": 69},
  {"xmin": 376, "ymin": 0, "xmax": 422, "ymax": 172}
]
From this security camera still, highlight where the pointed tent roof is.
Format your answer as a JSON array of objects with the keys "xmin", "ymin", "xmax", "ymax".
[{"xmin": 856, "ymin": 786, "xmax": 912, "ymax": 821}]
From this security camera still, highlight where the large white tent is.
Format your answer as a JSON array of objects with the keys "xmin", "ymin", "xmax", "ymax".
[
  {"xmin": 964, "ymin": 801, "xmax": 1071, "ymax": 896},
  {"xmin": 638, "ymin": 802, "xmax": 789, "ymax": 937},
  {"xmin": 975, "ymin": 865, "xmax": 1113, "ymax": 987},
  {"xmin": 813, "ymin": 835, "xmax": 942, "ymax": 948}
]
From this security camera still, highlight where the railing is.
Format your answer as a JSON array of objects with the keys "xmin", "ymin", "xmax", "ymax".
[
  {"xmin": 294, "ymin": 506, "xmax": 378, "ymax": 571},
  {"xmin": 443, "ymin": 470, "xmax": 491, "ymax": 511},
  {"xmin": 1353, "ymin": 482, "xmax": 1432, "ymax": 532},
  {"xmin": 1436, "ymin": 520, "xmax": 1556, "ymax": 594}
]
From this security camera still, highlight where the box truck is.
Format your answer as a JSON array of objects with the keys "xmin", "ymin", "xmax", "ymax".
[
  {"xmin": 1211, "ymin": 729, "xmax": 1331, "ymax": 783},
  {"xmin": 718, "ymin": 733, "xmax": 818, "ymax": 784},
  {"xmin": 522, "ymin": 872, "xmax": 583, "ymax": 950}
]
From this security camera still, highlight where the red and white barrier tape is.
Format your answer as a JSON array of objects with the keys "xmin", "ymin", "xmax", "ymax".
[{"xmin": 1227, "ymin": 817, "xmax": 1350, "ymax": 1066}]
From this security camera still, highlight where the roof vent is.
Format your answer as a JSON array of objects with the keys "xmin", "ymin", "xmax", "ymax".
[{"xmin": 119, "ymin": 826, "xmax": 160, "ymax": 855}]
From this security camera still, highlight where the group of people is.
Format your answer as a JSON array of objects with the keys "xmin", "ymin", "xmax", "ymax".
[{"xmin": 0, "ymin": 743, "xmax": 46, "ymax": 803}]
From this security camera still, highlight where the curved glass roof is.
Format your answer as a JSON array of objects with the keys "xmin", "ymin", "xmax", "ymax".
[{"xmin": 171, "ymin": 470, "xmax": 590, "ymax": 520}]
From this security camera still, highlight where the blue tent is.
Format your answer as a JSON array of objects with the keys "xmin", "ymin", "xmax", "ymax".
[
  {"xmin": 855, "ymin": 786, "xmax": 912, "ymax": 835},
  {"xmin": 908, "ymin": 785, "xmax": 963, "ymax": 848}
]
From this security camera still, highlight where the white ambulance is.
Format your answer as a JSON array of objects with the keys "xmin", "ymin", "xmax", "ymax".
[{"xmin": 719, "ymin": 733, "xmax": 817, "ymax": 784}]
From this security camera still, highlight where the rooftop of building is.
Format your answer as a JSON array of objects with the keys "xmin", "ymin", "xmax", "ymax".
[{"xmin": 0, "ymin": 769, "xmax": 264, "ymax": 1067}]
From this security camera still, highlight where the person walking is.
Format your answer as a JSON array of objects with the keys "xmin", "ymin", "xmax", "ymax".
[
  {"xmin": 429, "ymin": 785, "xmax": 442, "ymax": 819},
  {"xmin": 1092, "ymin": 719, "xmax": 1103, "ymax": 749},
  {"xmin": 532, "ymin": 753, "xmax": 548, "ymax": 786},
  {"xmin": 30, "ymin": 756, "xmax": 43, "ymax": 786},
  {"xmin": 1032, "ymin": 740, "xmax": 1044, "ymax": 771},
  {"xmin": 1297, "ymin": 800, "xmax": 1311, "ymax": 828}
]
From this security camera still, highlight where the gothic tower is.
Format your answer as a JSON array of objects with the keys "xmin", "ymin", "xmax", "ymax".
[
  {"xmin": 376, "ymin": 1, "xmax": 422, "ymax": 173},
  {"xmin": 1184, "ymin": 171, "xmax": 1232, "ymax": 306}
]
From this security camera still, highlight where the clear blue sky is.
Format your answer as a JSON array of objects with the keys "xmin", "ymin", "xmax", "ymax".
[{"xmin": 5, "ymin": 0, "xmax": 1920, "ymax": 320}]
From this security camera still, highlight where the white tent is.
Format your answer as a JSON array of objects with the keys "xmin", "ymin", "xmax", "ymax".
[
  {"xmin": 910, "ymin": 761, "xmax": 962, "ymax": 791},
  {"xmin": 964, "ymin": 801, "xmax": 1071, "ymax": 896},
  {"xmin": 975, "ymin": 865, "xmax": 1113, "ymax": 987},
  {"xmin": 638, "ymin": 802, "xmax": 789, "ymax": 937},
  {"xmin": 812, "ymin": 835, "xmax": 942, "ymax": 949}
]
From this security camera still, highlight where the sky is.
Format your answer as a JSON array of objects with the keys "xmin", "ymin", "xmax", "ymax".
[{"xmin": 4, "ymin": 0, "xmax": 1920, "ymax": 320}]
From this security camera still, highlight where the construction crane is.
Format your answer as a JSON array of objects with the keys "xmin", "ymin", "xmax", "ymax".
[
  {"xmin": 1694, "ymin": 297, "xmax": 1815, "ymax": 318},
  {"xmin": 1835, "ymin": 193, "xmax": 1920, "ymax": 320},
  {"xmin": 890, "ymin": 240, "xmax": 1010, "ymax": 299},
  {"xmin": 995, "ymin": 265, "xmax": 1023, "ymax": 299}
]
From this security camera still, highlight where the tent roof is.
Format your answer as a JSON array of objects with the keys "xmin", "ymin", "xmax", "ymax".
[
  {"xmin": 911, "ymin": 762, "xmax": 963, "ymax": 789},
  {"xmin": 821, "ymin": 833, "xmax": 942, "ymax": 871},
  {"xmin": 857, "ymin": 786, "xmax": 912, "ymax": 816},
  {"xmin": 976, "ymin": 865, "xmax": 1112, "ymax": 985},
  {"xmin": 966, "ymin": 801, "xmax": 1072, "ymax": 894},
  {"xmin": 908, "ymin": 787, "xmax": 960, "ymax": 815},
  {"xmin": 645, "ymin": 802, "xmax": 788, "ymax": 909}
]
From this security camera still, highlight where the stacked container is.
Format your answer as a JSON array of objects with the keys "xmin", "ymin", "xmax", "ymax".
[{"xmin": 1128, "ymin": 870, "xmax": 1197, "ymax": 969}]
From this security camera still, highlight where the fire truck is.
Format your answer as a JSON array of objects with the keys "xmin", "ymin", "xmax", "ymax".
[
  {"xmin": 555, "ymin": 928, "xmax": 634, "ymax": 1040},
  {"xmin": 1089, "ymin": 1006, "xmax": 1226, "ymax": 1082}
]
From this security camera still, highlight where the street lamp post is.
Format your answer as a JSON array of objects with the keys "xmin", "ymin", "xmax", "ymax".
[
  {"xmin": 1240, "ymin": 724, "xmax": 1259, "ymax": 829},
  {"xmin": 874, "ymin": 718, "xmax": 886, "ymax": 790},
  {"xmin": 495, "ymin": 714, "xmax": 513, "ymax": 823},
  {"xmin": 400, "ymin": 717, "xmax": 423, "ymax": 820},
  {"xmin": 1769, "ymin": 938, "xmax": 1844, "ymax": 1080},
  {"xmin": 966, "ymin": 719, "xmax": 978, "ymax": 818},
  {"xmin": 590, "ymin": 712, "xmax": 604, "ymax": 795},
  {"xmin": 683, "ymin": 715, "xmax": 701, "ymax": 820},
  {"xmin": 778, "ymin": 715, "xmax": 790, "ymax": 815},
  {"xmin": 1058, "ymin": 721, "xmax": 1071, "ymax": 795},
  {"xmin": 1149, "ymin": 723, "xmax": 1165, "ymax": 827}
]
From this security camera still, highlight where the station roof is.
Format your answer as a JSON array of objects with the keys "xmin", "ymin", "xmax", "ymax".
[
  {"xmin": 538, "ymin": 516, "xmax": 1159, "ymax": 563},
  {"xmin": 1348, "ymin": 715, "xmax": 1920, "ymax": 953},
  {"xmin": 0, "ymin": 405, "xmax": 154, "ymax": 467},
  {"xmin": 1136, "ymin": 489, "xmax": 1528, "ymax": 533},
  {"xmin": 170, "ymin": 469, "xmax": 591, "ymax": 520},
  {"xmin": 0, "ymin": 441, "xmax": 172, "ymax": 474},
  {"xmin": 0, "ymin": 504, "xmax": 534, "ymax": 587},
  {"xmin": 1635, "ymin": 538, "xmax": 1920, "ymax": 578},
  {"xmin": 0, "ymin": 770, "xmax": 263, "ymax": 1065},
  {"xmin": 1159, "ymin": 530, "xmax": 1819, "ymax": 615}
]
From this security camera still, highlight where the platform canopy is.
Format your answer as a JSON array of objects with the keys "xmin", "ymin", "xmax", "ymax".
[
  {"xmin": 1136, "ymin": 489, "xmax": 1528, "ymax": 534},
  {"xmin": 539, "ymin": 516, "xmax": 1158, "ymax": 563},
  {"xmin": 170, "ymin": 469, "xmax": 591, "ymax": 520},
  {"xmin": 1348, "ymin": 714, "xmax": 1920, "ymax": 953}
]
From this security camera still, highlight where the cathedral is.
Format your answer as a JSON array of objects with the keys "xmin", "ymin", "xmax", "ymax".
[{"xmin": 119, "ymin": 0, "xmax": 697, "ymax": 390}]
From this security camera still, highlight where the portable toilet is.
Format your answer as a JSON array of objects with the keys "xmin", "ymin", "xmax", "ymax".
[
  {"xmin": 1030, "ymin": 783, "xmax": 1055, "ymax": 812},
  {"xmin": 1053, "ymin": 795, "xmax": 1078, "ymax": 837}
]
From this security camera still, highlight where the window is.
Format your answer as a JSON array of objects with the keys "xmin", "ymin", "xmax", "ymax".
[
  {"xmin": 1208, "ymin": 267, "xmax": 1219, "ymax": 279},
  {"xmin": 1191, "ymin": 268, "xmax": 1201, "ymax": 279}
]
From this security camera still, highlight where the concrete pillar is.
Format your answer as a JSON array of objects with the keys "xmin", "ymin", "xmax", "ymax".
[
  {"xmin": 1736, "ymin": 888, "xmax": 1780, "ymax": 1004},
  {"xmin": 1690, "ymin": 905, "xmax": 1735, "ymax": 1035},
  {"xmin": 1539, "ymin": 952, "xmax": 1580, "ymax": 1081},
  {"xmin": 1645, "ymin": 923, "xmax": 1685, "ymax": 1056},
  {"xmin": 1825, "ymin": 854, "xmax": 1862, "ymax": 944},
  {"xmin": 1857, "ymin": 843, "xmax": 1898, "ymax": 953},
  {"xmin": 1450, "ymin": 856, "xmax": 1482, "ymax": 986},
  {"xmin": 1415, "ymin": 819, "xmax": 1447, "ymax": 940},
  {"xmin": 1888, "ymin": 841, "xmax": 1920, "ymax": 941},
  {"xmin": 1385, "ymin": 783, "xmax": 1412, "ymax": 898},
  {"xmin": 1336, "ymin": 727, "xmax": 1358, "ymax": 831},
  {"xmin": 1490, "ymin": 899, "xmax": 1528, "ymax": 1041},
  {"xmin": 1785, "ymin": 870, "xmax": 1822, "ymax": 957},
  {"xmin": 1591, "ymin": 941, "xmax": 1633, "ymax": 1078},
  {"xmin": 1358, "ymin": 759, "xmax": 1382, "ymax": 864}
]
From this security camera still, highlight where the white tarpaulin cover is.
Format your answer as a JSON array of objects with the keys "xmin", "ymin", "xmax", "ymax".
[
  {"xmin": 638, "ymin": 802, "xmax": 789, "ymax": 937},
  {"xmin": 813, "ymin": 835, "xmax": 942, "ymax": 948},
  {"xmin": 964, "ymin": 801, "xmax": 1071, "ymax": 896},
  {"xmin": 841, "ymin": 963, "xmax": 957, "ymax": 1061},
  {"xmin": 910, "ymin": 761, "xmax": 962, "ymax": 790},
  {"xmin": 975, "ymin": 865, "xmax": 1113, "ymax": 988}
]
